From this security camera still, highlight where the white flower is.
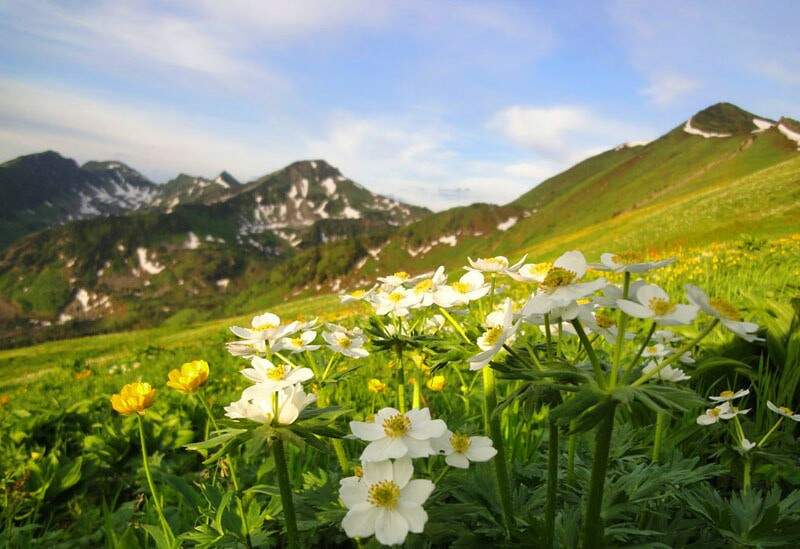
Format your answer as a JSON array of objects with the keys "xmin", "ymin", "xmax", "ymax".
[
  {"xmin": 741, "ymin": 438, "xmax": 756, "ymax": 451},
  {"xmin": 696, "ymin": 402, "xmax": 732, "ymax": 425},
  {"xmin": 506, "ymin": 262, "xmax": 550, "ymax": 283},
  {"xmin": 339, "ymin": 458, "xmax": 434, "ymax": 546},
  {"xmin": 678, "ymin": 351, "xmax": 695, "ymax": 365},
  {"xmin": 407, "ymin": 267, "xmax": 447, "ymax": 308},
  {"xmin": 272, "ymin": 330, "xmax": 321, "ymax": 353},
  {"xmin": 424, "ymin": 314, "xmax": 446, "ymax": 333},
  {"xmin": 224, "ymin": 383, "xmax": 315, "ymax": 425},
  {"xmin": 642, "ymin": 343, "xmax": 670, "ymax": 359},
  {"xmin": 377, "ymin": 271, "xmax": 417, "ymax": 288},
  {"xmin": 592, "ymin": 281, "xmax": 646, "ymax": 308},
  {"xmin": 766, "ymin": 401, "xmax": 800, "ymax": 421},
  {"xmin": 709, "ymin": 388, "xmax": 750, "ymax": 402},
  {"xmin": 225, "ymin": 339, "xmax": 265, "ymax": 358},
  {"xmin": 642, "ymin": 361, "xmax": 690, "ymax": 382},
  {"xmin": 653, "ymin": 330, "xmax": 682, "ymax": 344},
  {"xmin": 323, "ymin": 327, "xmax": 369, "ymax": 358},
  {"xmin": 349, "ymin": 407, "xmax": 447, "ymax": 462},
  {"xmin": 229, "ymin": 312, "xmax": 300, "ymax": 352},
  {"xmin": 521, "ymin": 251, "xmax": 606, "ymax": 314},
  {"xmin": 685, "ymin": 285, "xmax": 763, "ymax": 342},
  {"xmin": 591, "ymin": 252, "xmax": 674, "ymax": 273},
  {"xmin": 617, "ymin": 284, "xmax": 698, "ymax": 325},
  {"xmin": 576, "ymin": 306, "xmax": 635, "ymax": 344},
  {"xmin": 468, "ymin": 299, "xmax": 519, "ymax": 371},
  {"xmin": 467, "ymin": 256, "xmax": 510, "ymax": 273},
  {"xmin": 340, "ymin": 287, "xmax": 376, "ymax": 304},
  {"xmin": 373, "ymin": 287, "xmax": 417, "ymax": 317},
  {"xmin": 240, "ymin": 357, "xmax": 314, "ymax": 390},
  {"xmin": 432, "ymin": 431, "xmax": 497, "ymax": 468},
  {"xmin": 433, "ymin": 271, "xmax": 490, "ymax": 308}
]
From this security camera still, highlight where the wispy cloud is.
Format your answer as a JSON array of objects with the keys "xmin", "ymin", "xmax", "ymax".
[{"xmin": 641, "ymin": 73, "xmax": 698, "ymax": 106}]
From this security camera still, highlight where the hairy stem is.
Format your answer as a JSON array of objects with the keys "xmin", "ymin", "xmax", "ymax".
[
  {"xmin": 273, "ymin": 438, "xmax": 299, "ymax": 549},
  {"xmin": 137, "ymin": 415, "xmax": 174, "ymax": 545},
  {"xmin": 482, "ymin": 367, "xmax": 515, "ymax": 538},
  {"xmin": 651, "ymin": 412, "xmax": 667, "ymax": 463},
  {"xmin": 544, "ymin": 421, "xmax": 559, "ymax": 548},
  {"xmin": 582, "ymin": 403, "xmax": 617, "ymax": 549}
]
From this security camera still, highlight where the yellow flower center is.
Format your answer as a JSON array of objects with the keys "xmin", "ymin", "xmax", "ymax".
[
  {"xmin": 267, "ymin": 365, "xmax": 286, "ymax": 381},
  {"xmin": 595, "ymin": 311, "xmax": 615, "ymax": 329},
  {"xmin": 648, "ymin": 297, "xmax": 676, "ymax": 316},
  {"xmin": 291, "ymin": 337, "xmax": 304, "ymax": 348},
  {"xmin": 388, "ymin": 291, "xmax": 405, "ymax": 303},
  {"xmin": 336, "ymin": 335, "xmax": 352, "ymax": 348},
  {"xmin": 414, "ymin": 279, "xmax": 433, "ymax": 293},
  {"xmin": 382, "ymin": 413, "xmax": 411, "ymax": 438},
  {"xmin": 482, "ymin": 257, "xmax": 508, "ymax": 268},
  {"xmin": 709, "ymin": 298, "xmax": 741, "ymax": 320},
  {"xmin": 719, "ymin": 390, "xmax": 735, "ymax": 399},
  {"xmin": 367, "ymin": 379, "xmax": 386, "ymax": 393},
  {"xmin": 483, "ymin": 325, "xmax": 504, "ymax": 346},
  {"xmin": 350, "ymin": 289, "xmax": 366, "ymax": 298},
  {"xmin": 450, "ymin": 433, "xmax": 471, "ymax": 454},
  {"xmin": 611, "ymin": 251, "xmax": 643, "ymax": 265},
  {"xmin": 354, "ymin": 465, "xmax": 363, "ymax": 478},
  {"xmin": 709, "ymin": 408, "xmax": 722, "ymax": 417},
  {"xmin": 646, "ymin": 345, "xmax": 658, "ymax": 354},
  {"xmin": 393, "ymin": 271, "xmax": 410, "ymax": 281},
  {"xmin": 541, "ymin": 267, "xmax": 576, "ymax": 291},
  {"xmin": 452, "ymin": 281, "xmax": 471, "ymax": 294},
  {"xmin": 780, "ymin": 406, "xmax": 794, "ymax": 415},
  {"xmin": 254, "ymin": 322, "xmax": 278, "ymax": 330},
  {"xmin": 367, "ymin": 480, "xmax": 401, "ymax": 509}
]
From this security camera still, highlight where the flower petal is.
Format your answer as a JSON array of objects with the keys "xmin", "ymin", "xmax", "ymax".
[
  {"xmin": 375, "ymin": 509, "xmax": 409, "ymax": 547},
  {"xmin": 401, "ymin": 479, "xmax": 435, "ymax": 505},
  {"xmin": 342, "ymin": 504, "xmax": 377, "ymax": 539},
  {"xmin": 398, "ymin": 502, "xmax": 428, "ymax": 533},
  {"xmin": 350, "ymin": 421, "xmax": 385, "ymax": 442}
]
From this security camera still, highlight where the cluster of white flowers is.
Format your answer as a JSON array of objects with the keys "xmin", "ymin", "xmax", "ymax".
[
  {"xmin": 225, "ymin": 314, "xmax": 370, "ymax": 425},
  {"xmin": 697, "ymin": 388, "xmax": 751, "ymax": 426},
  {"xmin": 341, "ymin": 407, "xmax": 497, "ymax": 545}
]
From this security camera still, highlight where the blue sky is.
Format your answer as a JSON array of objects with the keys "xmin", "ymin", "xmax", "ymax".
[{"xmin": 1, "ymin": 1, "xmax": 798, "ymax": 209}]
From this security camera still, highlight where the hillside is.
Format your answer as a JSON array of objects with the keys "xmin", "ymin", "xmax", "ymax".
[{"xmin": 1, "ymin": 102, "xmax": 799, "ymax": 346}]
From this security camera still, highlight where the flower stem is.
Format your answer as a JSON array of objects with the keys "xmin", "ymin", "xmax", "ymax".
[
  {"xmin": 609, "ymin": 272, "xmax": 631, "ymax": 387},
  {"xmin": 544, "ymin": 313, "xmax": 553, "ymax": 361},
  {"xmin": 396, "ymin": 346, "xmax": 406, "ymax": 413},
  {"xmin": 566, "ymin": 421, "xmax": 577, "ymax": 485},
  {"xmin": 632, "ymin": 320, "xmax": 719, "ymax": 387},
  {"xmin": 651, "ymin": 411, "xmax": 667, "ymax": 463},
  {"xmin": 571, "ymin": 319, "xmax": 604, "ymax": 386},
  {"xmin": 582, "ymin": 403, "xmax": 617, "ymax": 549},
  {"xmin": 137, "ymin": 415, "xmax": 174, "ymax": 545},
  {"xmin": 757, "ymin": 417, "xmax": 783, "ymax": 448},
  {"xmin": 273, "ymin": 438, "xmax": 299, "ymax": 549},
  {"xmin": 482, "ymin": 367, "xmax": 515, "ymax": 538},
  {"xmin": 412, "ymin": 369, "xmax": 421, "ymax": 409},
  {"xmin": 743, "ymin": 458, "xmax": 751, "ymax": 495},
  {"xmin": 629, "ymin": 322, "xmax": 657, "ymax": 371},
  {"xmin": 544, "ymin": 420, "xmax": 559, "ymax": 548},
  {"xmin": 438, "ymin": 306, "xmax": 471, "ymax": 344}
]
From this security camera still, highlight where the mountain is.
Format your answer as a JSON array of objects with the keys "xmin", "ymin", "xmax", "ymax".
[
  {"xmin": 0, "ymin": 152, "xmax": 159, "ymax": 248},
  {"xmin": 151, "ymin": 171, "xmax": 242, "ymax": 209},
  {"xmin": 1, "ymin": 102, "xmax": 798, "ymax": 346}
]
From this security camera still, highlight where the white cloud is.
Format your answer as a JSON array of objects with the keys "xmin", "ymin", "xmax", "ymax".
[
  {"xmin": 641, "ymin": 73, "xmax": 698, "ymax": 105},
  {"xmin": 488, "ymin": 105, "xmax": 652, "ymax": 161},
  {"xmin": 503, "ymin": 161, "xmax": 561, "ymax": 180}
]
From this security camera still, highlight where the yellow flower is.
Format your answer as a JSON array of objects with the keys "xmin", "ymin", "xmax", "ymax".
[
  {"xmin": 426, "ymin": 375, "xmax": 446, "ymax": 392},
  {"xmin": 0, "ymin": 394, "xmax": 10, "ymax": 407},
  {"xmin": 167, "ymin": 360, "xmax": 210, "ymax": 394},
  {"xmin": 30, "ymin": 451, "xmax": 42, "ymax": 461},
  {"xmin": 111, "ymin": 382, "xmax": 156, "ymax": 415},
  {"xmin": 367, "ymin": 379, "xmax": 387, "ymax": 394},
  {"xmin": 74, "ymin": 370, "xmax": 93, "ymax": 380}
]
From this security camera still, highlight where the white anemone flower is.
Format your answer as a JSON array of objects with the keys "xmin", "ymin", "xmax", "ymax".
[
  {"xmin": 229, "ymin": 312, "xmax": 300, "ymax": 351},
  {"xmin": 741, "ymin": 438, "xmax": 756, "ymax": 451},
  {"xmin": 709, "ymin": 388, "xmax": 750, "ymax": 402},
  {"xmin": 617, "ymin": 284, "xmax": 698, "ymax": 325},
  {"xmin": 350, "ymin": 407, "xmax": 447, "ymax": 462},
  {"xmin": 468, "ymin": 299, "xmax": 519, "ymax": 371},
  {"xmin": 339, "ymin": 458, "xmax": 434, "ymax": 546},
  {"xmin": 467, "ymin": 256, "xmax": 510, "ymax": 273},
  {"xmin": 408, "ymin": 267, "xmax": 447, "ymax": 308},
  {"xmin": 433, "ymin": 271, "xmax": 490, "ymax": 308},
  {"xmin": 696, "ymin": 402, "xmax": 732, "ymax": 425},
  {"xmin": 377, "ymin": 271, "xmax": 427, "ymax": 288},
  {"xmin": 685, "ymin": 285, "xmax": 763, "ymax": 342},
  {"xmin": 224, "ymin": 383, "xmax": 315, "ymax": 425},
  {"xmin": 642, "ymin": 343, "xmax": 670, "ymax": 359},
  {"xmin": 678, "ymin": 351, "xmax": 696, "ymax": 365},
  {"xmin": 642, "ymin": 361, "xmax": 691, "ymax": 382},
  {"xmin": 766, "ymin": 401, "xmax": 800, "ymax": 421},
  {"xmin": 424, "ymin": 314, "xmax": 446, "ymax": 333},
  {"xmin": 374, "ymin": 287, "xmax": 418, "ymax": 317},
  {"xmin": 590, "ymin": 252, "xmax": 675, "ymax": 273},
  {"xmin": 323, "ymin": 327, "xmax": 369, "ymax": 359},
  {"xmin": 576, "ymin": 306, "xmax": 635, "ymax": 344},
  {"xmin": 340, "ymin": 286, "xmax": 376, "ymax": 304},
  {"xmin": 272, "ymin": 330, "xmax": 321, "ymax": 354},
  {"xmin": 506, "ymin": 262, "xmax": 550, "ymax": 283},
  {"xmin": 432, "ymin": 431, "xmax": 497, "ymax": 468},
  {"xmin": 521, "ymin": 251, "xmax": 607, "ymax": 314},
  {"xmin": 653, "ymin": 329, "xmax": 682, "ymax": 344},
  {"xmin": 240, "ymin": 356, "xmax": 314, "ymax": 390},
  {"xmin": 592, "ymin": 280, "xmax": 647, "ymax": 308}
]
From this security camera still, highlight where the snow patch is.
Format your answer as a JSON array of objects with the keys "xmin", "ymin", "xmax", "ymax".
[
  {"xmin": 355, "ymin": 257, "xmax": 368, "ymax": 270},
  {"xmin": 683, "ymin": 118, "xmax": 731, "ymax": 138},
  {"xmin": 752, "ymin": 118, "xmax": 775, "ymax": 133},
  {"xmin": 777, "ymin": 123, "xmax": 800, "ymax": 150},
  {"xmin": 614, "ymin": 141, "xmax": 649, "ymax": 151},
  {"xmin": 185, "ymin": 232, "xmax": 201, "ymax": 249},
  {"xmin": 214, "ymin": 175, "xmax": 230, "ymax": 188},
  {"xmin": 342, "ymin": 206, "xmax": 361, "ymax": 219},
  {"xmin": 136, "ymin": 247, "xmax": 165, "ymax": 274},
  {"xmin": 216, "ymin": 278, "xmax": 230, "ymax": 289},
  {"xmin": 497, "ymin": 217, "xmax": 518, "ymax": 231},
  {"xmin": 320, "ymin": 177, "xmax": 337, "ymax": 196}
]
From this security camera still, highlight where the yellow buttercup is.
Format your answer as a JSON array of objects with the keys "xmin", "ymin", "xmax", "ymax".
[
  {"xmin": 111, "ymin": 382, "xmax": 157, "ymax": 415},
  {"xmin": 167, "ymin": 360, "xmax": 210, "ymax": 394}
]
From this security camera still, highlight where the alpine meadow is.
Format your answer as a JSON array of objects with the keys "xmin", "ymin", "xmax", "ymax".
[{"xmin": 2, "ymin": 3, "xmax": 800, "ymax": 548}]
